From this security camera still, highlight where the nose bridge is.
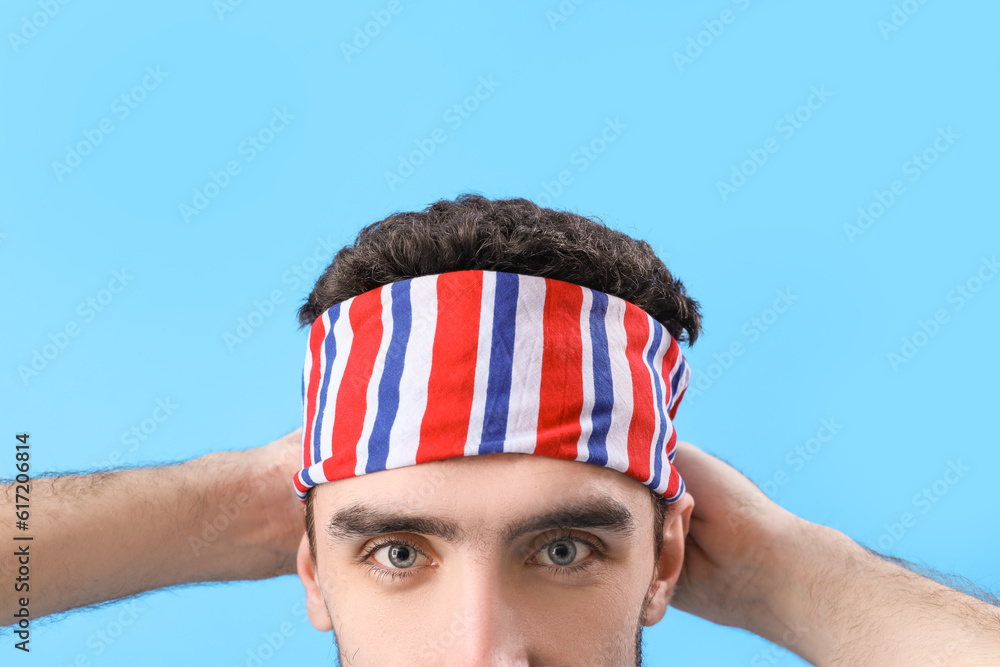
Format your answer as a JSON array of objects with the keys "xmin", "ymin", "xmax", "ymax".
[{"xmin": 432, "ymin": 549, "xmax": 529, "ymax": 667}]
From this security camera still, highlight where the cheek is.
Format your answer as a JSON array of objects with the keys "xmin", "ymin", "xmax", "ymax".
[
  {"xmin": 512, "ymin": 578, "xmax": 645, "ymax": 664},
  {"xmin": 524, "ymin": 570, "xmax": 643, "ymax": 628},
  {"xmin": 321, "ymin": 561, "xmax": 382, "ymax": 643},
  {"xmin": 328, "ymin": 586, "xmax": 478, "ymax": 661},
  {"xmin": 323, "ymin": 565, "xmax": 449, "ymax": 652}
]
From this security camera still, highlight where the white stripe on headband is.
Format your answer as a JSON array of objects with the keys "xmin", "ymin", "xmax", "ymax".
[{"xmin": 293, "ymin": 269, "xmax": 692, "ymax": 503}]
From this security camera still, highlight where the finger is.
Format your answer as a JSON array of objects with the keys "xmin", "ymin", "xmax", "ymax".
[
  {"xmin": 675, "ymin": 440, "xmax": 755, "ymax": 490},
  {"xmin": 672, "ymin": 441, "xmax": 767, "ymax": 520}
]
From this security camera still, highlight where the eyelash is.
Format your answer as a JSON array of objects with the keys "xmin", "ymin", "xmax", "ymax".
[
  {"xmin": 361, "ymin": 536, "xmax": 425, "ymax": 583},
  {"xmin": 360, "ymin": 532, "xmax": 606, "ymax": 583},
  {"xmin": 534, "ymin": 533, "xmax": 605, "ymax": 578}
]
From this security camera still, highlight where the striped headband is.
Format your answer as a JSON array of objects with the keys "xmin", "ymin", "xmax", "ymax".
[{"xmin": 293, "ymin": 269, "xmax": 692, "ymax": 504}]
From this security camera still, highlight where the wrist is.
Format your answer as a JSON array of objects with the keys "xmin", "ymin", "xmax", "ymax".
[
  {"xmin": 737, "ymin": 515, "xmax": 859, "ymax": 660},
  {"xmin": 188, "ymin": 449, "xmax": 301, "ymax": 581},
  {"xmin": 168, "ymin": 453, "xmax": 241, "ymax": 583}
]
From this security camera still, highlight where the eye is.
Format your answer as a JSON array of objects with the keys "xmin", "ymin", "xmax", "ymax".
[
  {"xmin": 535, "ymin": 536, "xmax": 595, "ymax": 567},
  {"xmin": 369, "ymin": 540, "xmax": 430, "ymax": 570}
]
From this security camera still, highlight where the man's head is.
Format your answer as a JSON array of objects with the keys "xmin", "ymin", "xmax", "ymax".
[{"xmin": 295, "ymin": 194, "xmax": 701, "ymax": 665}]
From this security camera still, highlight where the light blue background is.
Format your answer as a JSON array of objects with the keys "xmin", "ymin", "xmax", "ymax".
[{"xmin": 2, "ymin": 1, "xmax": 998, "ymax": 665}]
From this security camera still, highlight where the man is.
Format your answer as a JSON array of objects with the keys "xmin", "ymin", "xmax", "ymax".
[{"xmin": 3, "ymin": 194, "xmax": 1000, "ymax": 665}]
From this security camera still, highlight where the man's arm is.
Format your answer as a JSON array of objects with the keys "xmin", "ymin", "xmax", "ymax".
[
  {"xmin": 669, "ymin": 441, "xmax": 1000, "ymax": 666},
  {"xmin": 860, "ymin": 546, "xmax": 1000, "ymax": 608},
  {"xmin": 0, "ymin": 430, "xmax": 303, "ymax": 623},
  {"xmin": 746, "ymin": 514, "xmax": 1000, "ymax": 665}
]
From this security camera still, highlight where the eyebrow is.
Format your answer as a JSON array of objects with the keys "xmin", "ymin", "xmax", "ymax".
[{"xmin": 325, "ymin": 496, "xmax": 637, "ymax": 547}]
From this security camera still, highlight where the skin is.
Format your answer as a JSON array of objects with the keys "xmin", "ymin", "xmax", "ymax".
[
  {"xmin": 3, "ymin": 430, "xmax": 999, "ymax": 664},
  {"xmin": 0, "ymin": 431, "xmax": 304, "ymax": 620},
  {"xmin": 669, "ymin": 441, "xmax": 1000, "ymax": 665},
  {"xmin": 297, "ymin": 452, "xmax": 694, "ymax": 666}
]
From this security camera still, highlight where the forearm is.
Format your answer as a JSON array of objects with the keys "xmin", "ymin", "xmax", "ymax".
[
  {"xmin": 0, "ymin": 451, "xmax": 296, "ymax": 622},
  {"xmin": 861, "ymin": 547, "xmax": 1000, "ymax": 608},
  {"xmin": 751, "ymin": 519, "xmax": 1000, "ymax": 665}
]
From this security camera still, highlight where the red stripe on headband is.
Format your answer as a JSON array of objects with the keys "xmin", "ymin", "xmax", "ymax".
[
  {"xmin": 664, "ymin": 427, "xmax": 681, "ymax": 498},
  {"xmin": 669, "ymin": 386, "xmax": 686, "ymax": 422},
  {"xmin": 623, "ymin": 304, "xmax": 655, "ymax": 486},
  {"xmin": 302, "ymin": 316, "xmax": 327, "ymax": 470},
  {"xmin": 417, "ymin": 272, "xmax": 482, "ymax": 463},
  {"xmin": 535, "ymin": 278, "xmax": 585, "ymax": 461},
  {"xmin": 324, "ymin": 289, "xmax": 383, "ymax": 480}
]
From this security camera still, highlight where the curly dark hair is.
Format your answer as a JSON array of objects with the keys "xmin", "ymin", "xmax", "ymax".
[{"xmin": 300, "ymin": 193, "xmax": 702, "ymax": 564}]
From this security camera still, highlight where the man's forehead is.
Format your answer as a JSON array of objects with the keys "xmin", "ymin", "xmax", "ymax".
[
  {"xmin": 323, "ymin": 492, "xmax": 641, "ymax": 549},
  {"xmin": 314, "ymin": 453, "xmax": 651, "ymax": 548},
  {"xmin": 316, "ymin": 452, "xmax": 646, "ymax": 510}
]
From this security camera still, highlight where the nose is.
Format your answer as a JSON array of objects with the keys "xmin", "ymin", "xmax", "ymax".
[{"xmin": 432, "ymin": 563, "xmax": 531, "ymax": 667}]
